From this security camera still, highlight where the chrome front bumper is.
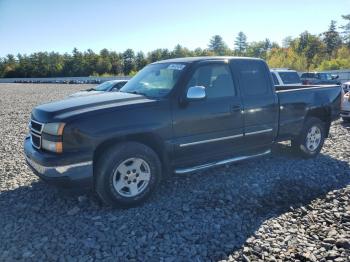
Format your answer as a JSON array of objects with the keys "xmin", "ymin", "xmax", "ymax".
[
  {"xmin": 24, "ymin": 136, "xmax": 93, "ymax": 188},
  {"xmin": 25, "ymin": 155, "xmax": 92, "ymax": 178}
]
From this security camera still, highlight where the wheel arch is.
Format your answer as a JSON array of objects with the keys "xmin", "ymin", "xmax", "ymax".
[
  {"xmin": 305, "ymin": 106, "xmax": 331, "ymax": 137},
  {"xmin": 93, "ymin": 132, "xmax": 170, "ymax": 182}
]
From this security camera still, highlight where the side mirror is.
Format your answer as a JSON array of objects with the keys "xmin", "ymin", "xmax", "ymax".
[
  {"xmin": 111, "ymin": 87, "xmax": 119, "ymax": 92},
  {"xmin": 186, "ymin": 86, "xmax": 206, "ymax": 101},
  {"xmin": 331, "ymin": 74, "xmax": 339, "ymax": 80}
]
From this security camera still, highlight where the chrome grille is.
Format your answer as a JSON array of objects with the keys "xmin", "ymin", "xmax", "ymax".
[
  {"xmin": 29, "ymin": 119, "xmax": 43, "ymax": 149},
  {"xmin": 30, "ymin": 119, "xmax": 43, "ymax": 134},
  {"xmin": 30, "ymin": 132, "xmax": 41, "ymax": 149}
]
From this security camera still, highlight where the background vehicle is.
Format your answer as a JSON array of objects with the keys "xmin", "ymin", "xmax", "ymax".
[
  {"xmin": 69, "ymin": 80, "xmax": 128, "ymax": 97},
  {"xmin": 270, "ymin": 69, "xmax": 302, "ymax": 86},
  {"xmin": 341, "ymin": 81, "xmax": 350, "ymax": 93},
  {"xmin": 300, "ymin": 72, "xmax": 341, "ymax": 85},
  {"xmin": 24, "ymin": 57, "xmax": 341, "ymax": 207},
  {"xmin": 341, "ymin": 89, "xmax": 350, "ymax": 122}
]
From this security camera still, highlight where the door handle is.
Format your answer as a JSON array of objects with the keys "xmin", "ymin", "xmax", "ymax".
[{"xmin": 231, "ymin": 105, "xmax": 241, "ymax": 112}]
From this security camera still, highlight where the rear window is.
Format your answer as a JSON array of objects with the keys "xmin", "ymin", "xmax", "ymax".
[
  {"xmin": 271, "ymin": 72, "xmax": 279, "ymax": 85},
  {"xmin": 237, "ymin": 61, "xmax": 270, "ymax": 96},
  {"xmin": 278, "ymin": 72, "xmax": 301, "ymax": 84}
]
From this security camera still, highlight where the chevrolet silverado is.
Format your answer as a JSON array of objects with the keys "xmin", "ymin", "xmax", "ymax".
[{"xmin": 24, "ymin": 57, "xmax": 341, "ymax": 207}]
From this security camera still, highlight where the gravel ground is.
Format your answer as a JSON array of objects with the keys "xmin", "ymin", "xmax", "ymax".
[{"xmin": 0, "ymin": 83, "xmax": 349, "ymax": 261}]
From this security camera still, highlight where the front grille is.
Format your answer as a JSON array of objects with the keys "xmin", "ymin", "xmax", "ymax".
[
  {"xmin": 30, "ymin": 132, "xmax": 41, "ymax": 149},
  {"xmin": 30, "ymin": 119, "xmax": 43, "ymax": 134},
  {"xmin": 30, "ymin": 119, "xmax": 43, "ymax": 149}
]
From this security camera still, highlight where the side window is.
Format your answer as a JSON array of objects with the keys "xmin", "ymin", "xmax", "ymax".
[
  {"xmin": 271, "ymin": 72, "xmax": 279, "ymax": 85},
  {"xmin": 238, "ymin": 61, "xmax": 270, "ymax": 96},
  {"xmin": 301, "ymin": 73, "xmax": 313, "ymax": 78},
  {"xmin": 186, "ymin": 64, "xmax": 235, "ymax": 98}
]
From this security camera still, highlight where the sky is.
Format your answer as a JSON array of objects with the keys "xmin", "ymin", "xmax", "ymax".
[{"xmin": 0, "ymin": 0, "xmax": 349, "ymax": 56}]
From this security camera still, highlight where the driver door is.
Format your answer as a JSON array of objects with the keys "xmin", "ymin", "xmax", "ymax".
[{"xmin": 171, "ymin": 61, "xmax": 244, "ymax": 167}]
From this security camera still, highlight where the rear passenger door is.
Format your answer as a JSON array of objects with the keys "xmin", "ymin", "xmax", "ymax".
[
  {"xmin": 231, "ymin": 60, "xmax": 278, "ymax": 149},
  {"xmin": 172, "ymin": 61, "xmax": 244, "ymax": 167}
]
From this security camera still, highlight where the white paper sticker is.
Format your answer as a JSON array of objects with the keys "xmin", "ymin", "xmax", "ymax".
[{"xmin": 167, "ymin": 64, "xmax": 185, "ymax": 70}]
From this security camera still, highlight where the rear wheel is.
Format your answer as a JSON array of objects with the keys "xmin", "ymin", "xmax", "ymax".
[
  {"xmin": 95, "ymin": 142, "xmax": 162, "ymax": 207},
  {"xmin": 291, "ymin": 117, "xmax": 326, "ymax": 158}
]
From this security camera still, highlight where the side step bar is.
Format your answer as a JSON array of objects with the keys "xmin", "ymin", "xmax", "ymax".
[{"xmin": 174, "ymin": 149, "xmax": 271, "ymax": 174}]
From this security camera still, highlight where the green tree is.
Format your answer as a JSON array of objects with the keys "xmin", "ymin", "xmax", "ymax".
[
  {"xmin": 292, "ymin": 31, "xmax": 325, "ymax": 70},
  {"xmin": 109, "ymin": 51, "xmax": 123, "ymax": 75},
  {"xmin": 246, "ymin": 39, "xmax": 276, "ymax": 60},
  {"xmin": 148, "ymin": 49, "xmax": 163, "ymax": 63},
  {"xmin": 135, "ymin": 51, "xmax": 147, "ymax": 70},
  {"xmin": 122, "ymin": 49, "xmax": 136, "ymax": 75},
  {"xmin": 234, "ymin": 31, "xmax": 248, "ymax": 56},
  {"xmin": 340, "ymin": 14, "xmax": 350, "ymax": 47},
  {"xmin": 2, "ymin": 54, "xmax": 17, "ymax": 77},
  {"xmin": 71, "ymin": 48, "xmax": 84, "ymax": 76},
  {"xmin": 172, "ymin": 44, "xmax": 191, "ymax": 58},
  {"xmin": 84, "ymin": 49, "xmax": 99, "ymax": 76},
  {"xmin": 323, "ymin": 20, "xmax": 342, "ymax": 57},
  {"xmin": 282, "ymin": 36, "xmax": 293, "ymax": 48},
  {"xmin": 208, "ymin": 35, "xmax": 228, "ymax": 55}
]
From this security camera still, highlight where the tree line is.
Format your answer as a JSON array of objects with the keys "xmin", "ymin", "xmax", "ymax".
[{"xmin": 1, "ymin": 15, "xmax": 349, "ymax": 78}]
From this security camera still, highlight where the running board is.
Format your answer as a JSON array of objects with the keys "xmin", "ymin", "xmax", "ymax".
[{"xmin": 174, "ymin": 150, "xmax": 271, "ymax": 174}]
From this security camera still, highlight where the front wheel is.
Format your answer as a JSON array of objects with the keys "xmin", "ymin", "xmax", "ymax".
[
  {"xmin": 291, "ymin": 117, "xmax": 326, "ymax": 158},
  {"xmin": 95, "ymin": 142, "xmax": 162, "ymax": 207}
]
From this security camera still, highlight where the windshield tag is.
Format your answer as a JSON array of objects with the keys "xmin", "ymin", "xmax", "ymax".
[{"xmin": 167, "ymin": 64, "xmax": 185, "ymax": 70}]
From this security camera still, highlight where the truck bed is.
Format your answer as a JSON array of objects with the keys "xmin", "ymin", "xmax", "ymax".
[
  {"xmin": 276, "ymin": 85, "xmax": 341, "ymax": 140},
  {"xmin": 275, "ymin": 84, "xmax": 340, "ymax": 91}
]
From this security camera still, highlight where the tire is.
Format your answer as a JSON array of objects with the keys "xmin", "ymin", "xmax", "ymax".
[
  {"xmin": 95, "ymin": 142, "xmax": 162, "ymax": 207},
  {"xmin": 342, "ymin": 117, "xmax": 350, "ymax": 123},
  {"xmin": 291, "ymin": 117, "xmax": 326, "ymax": 158}
]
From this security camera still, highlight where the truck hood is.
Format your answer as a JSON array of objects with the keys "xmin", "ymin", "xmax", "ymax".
[{"xmin": 32, "ymin": 92, "xmax": 156, "ymax": 122}]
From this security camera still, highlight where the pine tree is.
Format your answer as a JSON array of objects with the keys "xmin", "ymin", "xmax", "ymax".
[
  {"xmin": 135, "ymin": 51, "xmax": 147, "ymax": 71},
  {"xmin": 234, "ymin": 32, "xmax": 248, "ymax": 56},
  {"xmin": 340, "ymin": 14, "xmax": 350, "ymax": 47},
  {"xmin": 208, "ymin": 35, "xmax": 228, "ymax": 55},
  {"xmin": 323, "ymin": 20, "xmax": 342, "ymax": 57}
]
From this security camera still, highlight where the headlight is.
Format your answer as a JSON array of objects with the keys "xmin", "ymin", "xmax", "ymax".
[
  {"xmin": 42, "ymin": 139, "xmax": 63, "ymax": 153},
  {"xmin": 41, "ymin": 122, "xmax": 65, "ymax": 153},
  {"xmin": 42, "ymin": 123, "xmax": 65, "ymax": 136}
]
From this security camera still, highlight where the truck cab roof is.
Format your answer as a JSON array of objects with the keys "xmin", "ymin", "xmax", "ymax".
[{"xmin": 152, "ymin": 56, "xmax": 263, "ymax": 64}]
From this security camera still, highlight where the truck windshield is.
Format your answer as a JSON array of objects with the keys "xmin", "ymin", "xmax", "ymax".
[
  {"xmin": 120, "ymin": 63, "xmax": 186, "ymax": 98},
  {"xmin": 93, "ymin": 81, "xmax": 116, "ymax": 91},
  {"xmin": 279, "ymin": 72, "xmax": 301, "ymax": 84}
]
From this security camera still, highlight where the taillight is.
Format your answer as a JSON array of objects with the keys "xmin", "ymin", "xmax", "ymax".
[{"xmin": 302, "ymin": 80, "xmax": 310, "ymax": 85}]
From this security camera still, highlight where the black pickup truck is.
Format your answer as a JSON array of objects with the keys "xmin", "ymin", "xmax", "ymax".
[{"xmin": 24, "ymin": 57, "xmax": 341, "ymax": 207}]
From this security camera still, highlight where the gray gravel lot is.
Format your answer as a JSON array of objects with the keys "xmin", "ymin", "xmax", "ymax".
[{"xmin": 0, "ymin": 83, "xmax": 349, "ymax": 261}]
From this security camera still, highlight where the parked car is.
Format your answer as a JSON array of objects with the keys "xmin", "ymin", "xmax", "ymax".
[
  {"xmin": 270, "ymin": 69, "xmax": 302, "ymax": 86},
  {"xmin": 341, "ymin": 81, "xmax": 350, "ymax": 93},
  {"xmin": 341, "ymin": 89, "xmax": 350, "ymax": 122},
  {"xmin": 300, "ymin": 72, "xmax": 341, "ymax": 85},
  {"xmin": 24, "ymin": 57, "xmax": 341, "ymax": 207},
  {"xmin": 69, "ymin": 80, "xmax": 128, "ymax": 97}
]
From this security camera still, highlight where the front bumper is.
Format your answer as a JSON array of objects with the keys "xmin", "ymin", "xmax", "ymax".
[{"xmin": 24, "ymin": 136, "xmax": 93, "ymax": 189}]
